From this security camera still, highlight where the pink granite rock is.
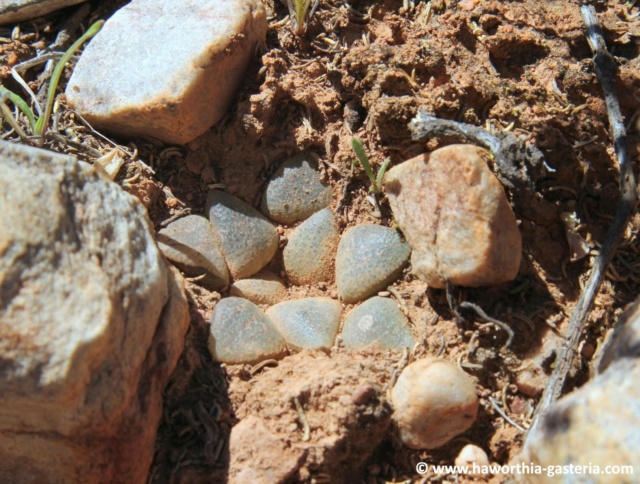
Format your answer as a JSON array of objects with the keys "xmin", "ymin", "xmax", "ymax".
[{"xmin": 384, "ymin": 144, "xmax": 521, "ymax": 288}]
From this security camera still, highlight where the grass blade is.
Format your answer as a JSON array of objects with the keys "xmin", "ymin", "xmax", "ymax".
[{"xmin": 35, "ymin": 20, "xmax": 104, "ymax": 136}]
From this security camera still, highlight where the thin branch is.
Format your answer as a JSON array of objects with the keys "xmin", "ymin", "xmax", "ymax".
[{"xmin": 525, "ymin": 3, "xmax": 637, "ymax": 444}]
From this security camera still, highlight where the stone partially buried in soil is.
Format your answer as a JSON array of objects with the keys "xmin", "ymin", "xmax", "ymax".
[
  {"xmin": 384, "ymin": 144, "xmax": 522, "ymax": 289},
  {"xmin": 261, "ymin": 152, "xmax": 332, "ymax": 224},
  {"xmin": 341, "ymin": 297, "xmax": 415, "ymax": 350},
  {"xmin": 391, "ymin": 358, "xmax": 478, "ymax": 449},
  {"xmin": 157, "ymin": 214, "xmax": 229, "ymax": 289},
  {"xmin": 335, "ymin": 224, "xmax": 410, "ymax": 303},
  {"xmin": 229, "ymin": 271, "xmax": 287, "ymax": 306},
  {"xmin": 206, "ymin": 190, "xmax": 278, "ymax": 280},
  {"xmin": 208, "ymin": 297, "xmax": 286, "ymax": 364},
  {"xmin": 266, "ymin": 297, "xmax": 341, "ymax": 351},
  {"xmin": 65, "ymin": 0, "xmax": 267, "ymax": 144},
  {"xmin": 283, "ymin": 208, "xmax": 339, "ymax": 285}
]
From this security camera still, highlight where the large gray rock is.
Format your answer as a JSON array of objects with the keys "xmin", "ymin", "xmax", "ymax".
[
  {"xmin": 520, "ymin": 358, "xmax": 640, "ymax": 483},
  {"xmin": 283, "ymin": 208, "xmax": 339, "ymax": 285},
  {"xmin": 157, "ymin": 214, "xmax": 229, "ymax": 289},
  {"xmin": 206, "ymin": 190, "xmax": 279, "ymax": 280},
  {"xmin": 0, "ymin": 0, "xmax": 85, "ymax": 25},
  {"xmin": 66, "ymin": 0, "xmax": 267, "ymax": 144},
  {"xmin": 0, "ymin": 140, "xmax": 189, "ymax": 483},
  {"xmin": 384, "ymin": 145, "xmax": 522, "ymax": 288},
  {"xmin": 261, "ymin": 153, "xmax": 333, "ymax": 224},
  {"xmin": 335, "ymin": 224, "xmax": 410, "ymax": 303},
  {"xmin": 599, "ymin": 298, "xmax": 640, "ymax": 373}
]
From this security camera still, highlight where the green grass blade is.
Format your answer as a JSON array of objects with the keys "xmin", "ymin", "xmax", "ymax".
[
  {"xmin": 0, "ymin": 84, "xmax": 36, "ymax": 129},
  {"xmin": 376, "ymin": 157, "xmax": 391, "ymax": 191},
  {"xmin": 351, "ymin": 137, "xmax": 377, "ymax": 188},
  {"xmin": 35, "ymin": 20, "xmax": 104, "ymax": 136}
]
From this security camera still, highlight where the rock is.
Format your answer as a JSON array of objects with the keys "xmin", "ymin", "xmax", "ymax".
[
  {"xmin": 229, "ymin": 271, "xmax": 287, "ymax": 306},
  {"xmin": 0, "ymin": 0, "xmax": 85, "ymax": 25},
  {"xmin": 0, "ymin": 140, "xmax": 189, "ymax": 483},
  {"xmin": 283, "ymin": 208, "xmax": 340, "ymax": 285},
  {"xmin": 514, "ymin": 328, "xmax": 564, "ymax": 397},
  {"xmin": 341, "ymin": 297, "xmax": 415, "ymax": 350},
  {"xmin": 65, "ymin": 0, "xmax": 267, "ymax": 144},
  {"xmin": 206, "ymin": 190, "xmax": 278, "ymax": 280},
  {"xmin": 391, "ymin": 358, "xmax": 478, "ymax": 449},
  {"xmin": 229, "ymin": 416, "xmax": 306, "ymax": 484},
  {"xmin": 599, "ymin": 297, "xmax": 640, "ymax": 373},
  {"xmin": 384, "ymin": 144, "xmax": 522, "ymax": 289},
  {"xmin": 520, "ymin": 358, "xmax": 640, "ymax": 483},
  {"xmin": 266, "ymin": 297, "xmax": 341, "ymax": 351},
  {"xmin": 335, "ymin": 224, "xmax": 410, "ymax": 303},
  {"xmin": 208, "ymin": 297, "xmax": 286, "ymax": 364},
  {"xmin": 455, "ymin": 444, "xmax": 491, "ymax": 477},
  {"xmin": 230, "ymin": 350, "xmax": 392, "ymax": 480},
  {"xmin": 157, "ymin": 214, "xmax": 229, "ymax": 289},
  {"xmin": 261, "ymin": 153, "xmax": 332, "ymax": 224}
]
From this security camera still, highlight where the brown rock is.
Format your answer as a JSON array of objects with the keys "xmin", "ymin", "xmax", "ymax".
[
  {"xmin": 384, "ymin": 144, "xmax": 522, "ymax": 288},
  {"xmin": 0, "ymin": 141, "xmax": 189, "ymax": 483},
  {"xmin": 391, "ymin": 358, "xmax": 478, "ymax": 449},
  {"xmin": 229, "ymin": 416, "xmax": 306, "ymax": 484}
]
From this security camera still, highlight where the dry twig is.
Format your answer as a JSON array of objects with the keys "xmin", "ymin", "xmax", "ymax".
[{"xmin": 524, "ymin": 4, "xmax": 637, "ymax": 444}]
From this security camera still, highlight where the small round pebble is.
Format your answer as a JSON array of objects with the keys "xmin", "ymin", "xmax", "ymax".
[
  {"xmin": 266, "ymin": 297, "xmax": 341, "ymax": 351},
  {"xmin": 335, "ymin": 224, "xmax": 410, "ymax": 303},
  {"xmin": 283, "ymin": 208, "xmax": 339, "ymax": 285},
  {"xmin": 260, "ymin": 152, "xmax": 332, "ymax": 224},
  {"xmin": 454, "ymin": 444, "xmax": 490, "ymax": 477},
  {"xmin": 206, "ymin": 190, "xmax": 278, "ymax": 280},
  {"xmin": 208, "ymin": 297, "xmax": 286, "ymax": 364},
  {"xmin": 156, "ymin": 214, "xmax": 229, "ymax": 289},
  {"xmin": 229, "ymin": 271, "xmax": 287, "ymax": 306},
  {"xmin": 341, "ymin": 297, "xmax": 415, "ymax": 350},
  {"xmin": 391, "ymin": 358, "xmax": 478, "ymax": 449}
]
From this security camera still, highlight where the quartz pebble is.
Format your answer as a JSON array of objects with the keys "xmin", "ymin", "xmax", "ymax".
[
  {"xmin": 209, "ymin": 297, "xmax": 286, "ymax": 364},
  {"xmin": 391, "ymin": 358, "xmax": 478, "ymax": 449},
  {"xmin": 66, "ymin": 0, "xmax": 267, "ymax": 144},
  {"xmin": 157, "ymin": 214, "xmax": 229, "ymax": 289},
  {"xmin": 0, "ymin": 0, "xmax": 84, "ymax": 25},
  {"xmin": 266, "ymin": 297, "xmax": 341, "ymax": 351},
  {"xmin": 229, "ymin": 272, "xmax": 287, "ymax": 306},
  {"xmin": 261, "ymin": 153, "xmax": 332, "ymax": 224},
  {"xmin": 335, "ymin": 224, "xmax": 410, "ymax": 303},
  {"xmin": 206, "ymin": 191, "xmax": 278, "ymax": 280},
  {"xmin": 455, "ymin": 444, "xmax": 490, "ymax": 477},
  {"xmin": 384, "ymin": 144, "xmax": 521, "ymax": 288},
  {"xmin": 284, "ymin": 208, "xmax": 339, "ymax": 285},
  {"xmin": 341, "ymin": 297, "xmax": 415, "ymax": 350}
]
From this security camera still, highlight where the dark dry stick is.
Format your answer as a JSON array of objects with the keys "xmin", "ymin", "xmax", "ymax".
[{"xmin": 524, "ymin": 4, "xmax": 637, "ymax": 444}]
